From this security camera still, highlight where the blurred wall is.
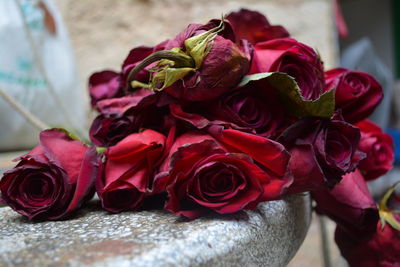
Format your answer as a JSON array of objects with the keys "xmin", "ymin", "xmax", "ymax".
[{"xmin": 54, "ymin": 0, "xmax": 338, "ymax": 85}]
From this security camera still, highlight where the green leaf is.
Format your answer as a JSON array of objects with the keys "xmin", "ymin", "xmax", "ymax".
[
  {"xmin": 378, "ymin": 181, "xmax": 400, "ymax": 231},
  {"xmin": 238, "ymin": 72, "xmax": 335, "ymax": 118}
]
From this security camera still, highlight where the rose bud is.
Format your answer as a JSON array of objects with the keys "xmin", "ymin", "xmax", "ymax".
[
  {"xmin": 279, "ymin": 114, "xmax": 365, "ymax": 193},
  {"xmin": 96, "ymin": 129, "xmax": 166, "ymax": 213},
  {"xmin": 161, "ymin": 130, "xmax": 291, "ymax": 219},
  {"xmin": 312, "ymin": 169, "xmax": 379, "ymax": 232},
  {"xmin": 325, "ymin": 68, "xmax": 383, "ymax": 123},
  {"xmin": 355, "ymin": 120, "xmax": 394, "ymax": 181},
  {"xmin": 0, "ymin": 129, "xmax": 99, "ymax": 220},
  {"xmin": 89, "ymin": 89, "xmax": 167, "ymax": 147},
  {"xmin": 126, "ymin": 20, "xmax": 251, "ymax": 101},
  {"xmin": 226, "ymin": 9, "xmax": 289, "ymax": 44},
  {"xmin": 335, "ymin": 183, "xmax": 400, "ymax": 267},
  {"xmin": 250, "ymin": 38, "xmax": 325, "ymax": 100},
  {"xmin": 335, "ymin": 218, "xmax": 400, "ymax": 267},
  {"xmin": 89, "ymin": 70, "xmax": 121, "ymax": 107}
]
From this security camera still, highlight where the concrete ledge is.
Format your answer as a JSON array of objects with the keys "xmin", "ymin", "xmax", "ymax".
[{"xmin": 0, "ymin": 194, "xmax": 311, "ymax": 267}]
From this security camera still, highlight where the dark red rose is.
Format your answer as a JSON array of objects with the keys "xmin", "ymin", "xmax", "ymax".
[
  {"xmin": 335, "ymin": 214, "xmax": 400, "ymax": 267},
  {"xmin": 89, "ymin": 89, "xmax": 168, "ymax": 147},
  {"xmin": 312, "ymin": 169, "xmax": 379, "ymax": 231},
  {"xmin": 0, "ymin": 129, "xmax": 99, "ymax": 220},
  {"xmin": 166, "ymin": 20, "xmax": 251, "ymax": 101},
  {"xmin": 355, "ymin": 120, "xmax": 394, "ymax": 181},
  {"xmin": 325, "ymin": 68, "xmax": 383, "ymax": 123},
  {"xmin": 89, "ymin": 70, "xmax": 121, "ymax": 107},
  {"xmin": 161, "ymin": 130, "xmax": 291, "ymax": 219},
  {"xmin": 279, "ymin": 114, "xmax": 364, "ymax": 193},
  {"xmin": 125, "ymin": 20, "xmax": 251, "ymax": 102},
  {"xmin": 226, "ymin": 9, "xmax": 290, "ymax": 44},
  {"xmin": 170, "ymin": 78, "xmax": 290, "ymax": 138},
  {"xmin": 96, "ymin": 130, "xmax": 166, "ymax": 213},
  {"xmin": 250, "ymin": 38, "xmax": 325, "ymax": 100}
]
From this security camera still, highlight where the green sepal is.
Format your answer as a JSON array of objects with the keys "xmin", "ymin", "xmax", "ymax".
[
  {"xmin": 96, "ymin": 146, "xmax": 107, "ymax": 155},
  {"xmin": 238, "ymin": 72, "xmax": 335, "ymax": 118},
  {"xmin": 184, "ymin": 20, "xmax": 224, "ymax": 68},
  {"xmin": 52, "ymin": 127, "xmax": 81, "ymax": 142},
  {"xmin": 131, "ymin": 48, "xmax": 195, "ymax": 91},
  {"xmin": 378, "ymin": 181, "xmax": 400, "ymax": 231}
]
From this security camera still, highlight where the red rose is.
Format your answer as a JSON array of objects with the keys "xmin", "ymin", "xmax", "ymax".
[
  {"xmin": 325, "ymin": 68, "xmax": 383, "ymax": 123},
  {"xmin": 170, "ymin": 77, "xmax": 289, "ymax": 138},
  {"xmin": 0, "ymin": 129, "xmax": 99, "ymax": 220},
  {"xmin": 335, "ymin": 214, "xmax": 400, "ymax": 267},
  {"xmin": 279, "ymin": 114, "xmax": 364, "ymax": 193},
  {"xmin": 125, "ymin": 20, "xmax": 251, "ymax": 102},
  {"xmin": 250, "ymin": 38, "xmax": 325, "ymax": 100},
  {"xmin": 226, "ymin": 9, "xmax": 289, "ymax": 44},
  {"xmin": 89, "ymin": 89, "xmax": 168, "ymax": 147},
  {"xmin": 96, "ymin": 130, "xmax": 166, "ymax": 213},
  {"xmin": 88, "ymin": 70, "xmax": 121, "ymax": 107},
  {"xmin": 312, "ymin": 169, "xmax": 379, "ymax": 232},
  {"xmin": 161, "ymin": 130, "xmax": 290, "ymax": 219},
  {"xmin": 355, "ymin": 120, "xmax": 394, "ymax": 181}
]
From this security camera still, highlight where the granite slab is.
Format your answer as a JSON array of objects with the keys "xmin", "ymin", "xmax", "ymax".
[{"xmin": 0, "ymin": 194, "xmax": 311, "ymax": 267}]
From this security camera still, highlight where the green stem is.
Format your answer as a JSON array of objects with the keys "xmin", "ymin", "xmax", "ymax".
[{"xmin": 125, "ymin": 50, "xmax": 195, "ymax": 91}]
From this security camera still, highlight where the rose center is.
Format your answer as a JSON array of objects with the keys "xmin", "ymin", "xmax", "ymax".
[{"xmin": 191, "ymin": 162, "xmax": 246, "ymax": 203}]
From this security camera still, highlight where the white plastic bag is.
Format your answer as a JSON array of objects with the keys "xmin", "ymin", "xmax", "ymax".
[{"xmin": 0, "ymin": 0, "xmax": 86, "ymax": 150}]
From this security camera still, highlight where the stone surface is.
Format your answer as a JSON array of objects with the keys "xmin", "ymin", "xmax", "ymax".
[{"xmin": 0, "ymin": 194, "xmax": 311, "ymax": 267}]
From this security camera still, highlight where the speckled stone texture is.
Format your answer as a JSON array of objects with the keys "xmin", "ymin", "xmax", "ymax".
[{"xmin": 0, "ymin": 194, "xmax": 311, "ymax": 267}]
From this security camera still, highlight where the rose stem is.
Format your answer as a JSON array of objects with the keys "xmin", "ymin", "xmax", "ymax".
[
  {"xmin": 125, "ymin": 50, "xmax": 195, "ymax": 91},
  {"xmin": 0, "ymin": 87, "xmax": 49, "ymax": 131}
]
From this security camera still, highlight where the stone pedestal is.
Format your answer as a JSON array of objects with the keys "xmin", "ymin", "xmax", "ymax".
[{"xmin": 0, "ymin": 194, "xmax": 311, "ymax": 267}]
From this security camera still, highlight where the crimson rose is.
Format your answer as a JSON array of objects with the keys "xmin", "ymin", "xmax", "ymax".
[
  {"xmin": 89, "ymin": 89, "xmax": 167, "ymax": 147},
  {"xmin": 279, "ymin": 115, "xmax": 364, "ymax": 193},
  {"xmin": 0, "ymin": 129, "xmax": 99, "ymax": 220},
  {"xmin": 170, "ymin": 77, "xmax": 289, "ymax": 138},
  {"xmin": 325, "ymin": 68, "xmax": 383, "ymax": 123},
  {"xmin": 355, "ymin": 120, "xmax": 394, "ymax": 181},
  {"xmin": 89, "ymin": 70, "xmax": 121, "ymax": 107},
  {"xmin": 161, "ymin": 130, "xmax": 290, "ymax": 219},
  {"xmin": 96, "ymin": 129, "xmax": 166, "ymax": 213},
  {"xmin": 312, "ymin": 169, "xmax": 379, "ymax": 232},
  {"xmin": 160, "ymin": 19, "xmax": 251, "ymax": 101},
  {"xmin": 226, "ymin": 9, "xmax": 289, "ymax": 44},
  {"xmin": 250, "ymin": 38, "xmax": 325, "ymax": 100},
  {"xmin": 335, "ymin": 214, "xmax": 400, "ymax": 267}
]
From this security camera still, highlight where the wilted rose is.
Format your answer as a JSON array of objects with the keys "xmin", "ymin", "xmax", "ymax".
[
  {"xmin": 226, "ymin": 9, "xmax": 289, "ymax": 44},
  {"xmin": 89, "ymin": 89, "xmax": 167, "ymax": 147},
  {"xmin": 312, "ymin": 169, "xmax": 379, "ymax": 231},
  {"xmin": 89, "ymin": 70, "xmax": 121, "ymax": 107},
  {"xmin": 0, "ymin": 129, "xmax": 99, "ymax": 220},
  {"xmin": 250, "ymin": 38, "xmax": 325, "ymax": 100},
  {"xmin": 96, "ymin": 130, "xmax": 166, "ymax": 213},
  {"xmin": 335, "ymin": 214, "xmax": 400, "ymax": 267},
  {"xmin": 170, "ymin": 77, "xmax": 289, "ymax": 138},
  {"xmin": 325, "ymin": 68, "xmax": 383, "ymax": 123},
  {"xmin": 279, "ymin": 114, "xmax": 364, "ymax": 193},
  {"xmin": 355, "ymin": 120, "xmax": 394, "ymax": 181}
]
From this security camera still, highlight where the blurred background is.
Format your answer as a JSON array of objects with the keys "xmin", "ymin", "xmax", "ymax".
[{"xmin": 0, "ymin": 0, "xmax": 399, "ymax": 266}]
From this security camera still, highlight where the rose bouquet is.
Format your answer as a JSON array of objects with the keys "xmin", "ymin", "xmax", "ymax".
[{"xmin": 1, "ymin": 9, "xmax": 399, "ymax": 266}]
